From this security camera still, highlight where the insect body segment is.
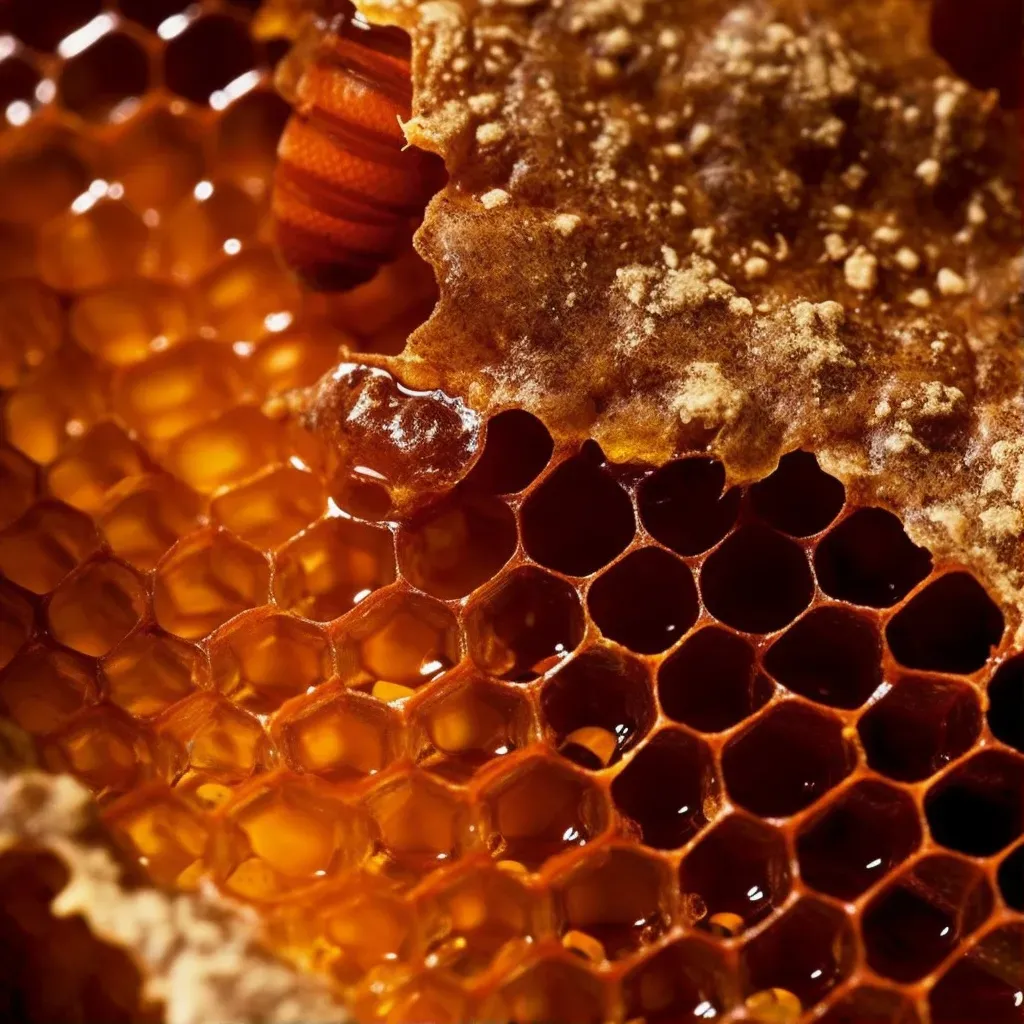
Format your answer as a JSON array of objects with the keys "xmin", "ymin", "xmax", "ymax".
[{"xmin": 273, "ymin": 8, "xmax": 442, "ymax": 291}]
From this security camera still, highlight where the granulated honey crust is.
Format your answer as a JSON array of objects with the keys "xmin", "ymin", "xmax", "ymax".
[{"xmin": 358, "ymin": 0, "xmax": 1023, "ymax": 638}]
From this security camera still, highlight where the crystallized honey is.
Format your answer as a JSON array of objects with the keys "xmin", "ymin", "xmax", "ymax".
[{"xmin": 0, "ymin": 2, "xmax": 1022, "ymax": 1024}]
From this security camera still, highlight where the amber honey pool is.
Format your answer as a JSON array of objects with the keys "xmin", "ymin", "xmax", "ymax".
[{"xmin": 0, "ymin": 1, "xmax": 1021, "ymax": 1023}]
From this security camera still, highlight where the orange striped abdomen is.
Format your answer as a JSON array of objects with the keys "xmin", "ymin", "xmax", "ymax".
[{"xmin": 273, "ymin": 14, "xmax": 443, "ymax": 291}]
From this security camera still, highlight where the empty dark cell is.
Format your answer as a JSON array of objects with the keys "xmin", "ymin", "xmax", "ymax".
[
  {"xmin": 740, "ymin": 898, "xmax": 857, "ymax": 1007},
  {"xmin": 541, "ymin": 648, "xmax": 655, "ymax": 770},
  {"xmin": 611, "ymin": 729, "xmax": 716, "ymax": 850},
  {"xmin": 658, "ymin": 627, "xmax": 771, "ymax": 733},
  {"xmin": 463, "ymin": 410, "xmax": 554, "ymax": 495},
  {"xmin": 638, "ymin": 457, "xmax": 740, "ymax": 556},
  {"xmin": 164, "ymin": 14, "xmax": 258, "ymax": 106},
  {"xmin": 679, "ymin": 815, "xmax": 791, "ymax": 933},
  {"xmin": 818, "ymin": 986, "xmax": 922, "ymax": 1024},
  {"xmin": 797, "ymin": 780, "xmax": 922, "ymax": 900},
  {"xmin": 119, "ymin": 0, "xmax": 191, "ymax": 31},
  {"xmin": 6, "ymin": 0, "xmax": 102, "ymax": 51},
  {"xmin": 750, "ymin": 451, "xmax": 845, "ymax": 537},
  {"xmin": 997, "ymin": 844, "xmax": 1024, "ymax": 911},
  {"xmin": 700, "ymin": 525, "xmax": 813, "ymax": 634},
  {"xmin": 988, "ymin": 654, "xmax": 1024, "ymax": 753},
  {"xmin": 815, "ymin": 507, "xmax": 932, "ymax": 608},
  {"xmin": 764, "ymin": 605, "xmax": 882, "ymax": 708},
  {"xmin": 0, "ymin": 56, "xmax": 41, "ymax": 109},
  {"xmin": 929, "ymin": 925, "xmax": 1024, "ymax": 1024},
  {"xmin": 887, "ymin": 572, "xmax": 1004, "ymax": 675},
  {"xmin": 722, "ymin": 702, "xmax": 854, "ymax": 818},
  {"xmin": 925, "ymin": 751, "xmax": 1024, "ymax": 856},
  {"xmin": 521, "ymin": 445, "xmax": 635, "ymax": 576},
  {"xmin": 397, "ymin": 490, "xmax": 517, "ymax": 600},
  {"xmin": 858, "ymin": 676, "xmax": 982, "ymax": 782},
  {"xmin": 466, "ymin": 567, "xmax": 585, "ymax": 682},
  {"xmin": 862, "ymin": 856, "xmax": 993, "ymax": 983},
  {"xmin": 622, "ymin": 937, "xmax": 737, "ymax": 1023},
  {"xmin": 58, "ymin": 33, "xmax": 151, "ymax": 123},
  {"xmin": 587, "ymin": 547, "xmax": 698, "ymax": 655}
]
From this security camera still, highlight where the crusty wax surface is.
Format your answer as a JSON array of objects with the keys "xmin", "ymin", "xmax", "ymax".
[{"xmin": 0, "ymin": 1, "xmax": 1022, "ymax": 1024}]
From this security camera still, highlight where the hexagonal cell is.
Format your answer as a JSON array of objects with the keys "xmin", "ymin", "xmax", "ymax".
[
  {"xmin": 701, "ymin": 524, "xmax": 813, "ymax": 634},
  {"xmin": 107, "ymin": 106, "xmax": 206, "ymax": 212},
  {"xmin": 740, "ymin": 898, "xmax": 856, "ymax": 1009},
  {"xmin": 368, "ymin": 972, "xmax": 469, "ymax": 1024},
  {"xmin": 0, "ymin": 643, "xmax": 96, "ymax": 736},
  {"xmin": 463, "ymin": 410, "xmax": 554, "ymax": 495},
  {"xmin": 333, "ymin": 591, "xmax": 459, "ymax": 700},
  {"xmin": 987, "ymin": 653, "xmax": 1023, "ymax": 753},
  {"xmin": 862, "ymin": 854, "xmax": 993, "ymax": 983},
  {"xmin": 815, "ymin": 507, "xmax": 933, "ymax": 608},
  {"xmin": 479, "ymin": 955, "xmax": 609, "ymax": 1024},
  {"xmin": 0, "ymin": 501, "xmax": 97, "ymax": 594},
  {"xmin": 886, "ymin": 571, "xmax": 1004, "ymax": 675},
  {"xmin": 163, "ymin": 12, "xmax": 259, "ymax": 107},
  {"xmin": 157, "ymin": 179, "xmax": 263, "ymax": 283},
  {"xmin": 70, "ymin": 280, "xmax": 195, "ymax": 367},
  {"xmin": 928, "ymin": 924, "xmax": 1024, "ymax": 1024},
  {"xmin": 112, "ymin": 340, "xmax": 249, "ymax": 443},
  {"xmin": 659, "ymin": 626, "xmax": 772, "ymax": 733},
  {"xmin": 541, "ymin": 647, "xmax": 655, "ymax": 770},
  {"xmin": 638, "ymin": 456, "xmax": 741, "ymax": 556},
  {"xmin": 997, "ymin": 843, "xmax": 1024, "ymax": 910},
  {"xmin": 98, "ymin": 472, "xmax": 203, "ymax": 572},
  {"xmin": 621, "ymin": 936, "xmax": 738, "ymax": 1023},
  {"xmin": 0, "ymin": 50, "xmax": 43, "ymax": 126},
  {"xmin": 199, "ymin": 247, "xmax": 302, "ymax": 344},
  {"xmin": 397, "ymin": 490, "xmax": 517, "ymax": 600},
  {"xmin": 273, "ymin": 516, "xmax": 396, "ymax": 622},
  {"xmin": 153, "ymin": 528, "xmax": 270, "ymax": 640},
  {"xmin": 210, "ymin": 611, "xmax": 332, "ymax": 715},
  {"xmin": 364, "ymin": 769, "xmax": 471, "ymax": 879},
  {"xmin": 46, "ymin": 422, "xmax": 146, "ymax": 514},
  {"xmin": 417, "ymin": 862, "xmax": 542, "ymax": 977},
  {"xmin": 248, "ymin": 321, "xmax": 347, "ymax": 397},
  {"xmin": 858, "ymin": 675, "xmax": 982, "ymax": 782},
  {"xmin": 925, "ymin": 750, "xmax": 1024, "ymax": 856},
  {"xmin": 722, "ymin": 702, "xmax": 854, "ymax": 818},
  {"xmin": 156, "ymin": 691, "xmax": 272, "ymax": 782},
  {"xmin": 521, "ymin": 444, "xmax": 635, "ymax": 576},
  {"xmin": 0, "ymin": 445, "xmax": 37, "ymax": 530},
  {"xmin": 479, "ymin": 756, "xmax": 610, "ymax": 871},
  {"xmin": 57, "ymin": 30, "xmax": 150, "ymax": 123},
  {"xmin": 680, "ymin": 814, "xmax": 791, "ymax": 935},
  {"xmin": 219, "ymin": 773, "xmax": 369, "ymax": 899},
  {"xmin": 209, "ymin": 465, "xmax": 324, "ymax": 552},
  {"xmin": 796, "ymin": 780, "xmax": 922, "ymax": 900},
  {"xmin": 41, "ymin": 705, "xmax": 153, "ymax": 796},
  {"xmin": 818, "ymin": 987, "xmax": 922, "ymax": 1024},
  {"xmin": 38, "ymin": 198, "xmax": 149, "ymax": 293},
  {"xmin": 0, "ymin": 280, "xmax": 63, "ymax": 391},
  {"xmin": 552, "ymin": 845, "xmax": 673, "ymax": 959},
  {"xmin": 104, "ymin": 784, "xmax": 210, "ymax": 887},
  {"xmin": 611, "ymin": 728, "xmax": 717, "ymax": 850},
  {"xmin": 0, "ymin": 126, "xmax": 92, "ymax": 226},
  {"xmin": 272, "ymin": 682, "xmax": 402, "ymax": 782},
  {"xmin": 587, "ymin": 547, "xmax": 698, "ymax": 655},
  {"xmin": 102, "ymin": 628, "xmax": 202, "ymax": 719},
  {"xmin": 749, "ymin": 451, "xmax": 845, "ymax": 537},
  {"xmin": 4, "ymin": 346, "xmax": 106, "ymax": 465},
  {"xmin": 466, "ymin": 566, "xmax": 585, "ymax": 682},
  {"xmin": 410, "ymin": 674, "xmax": 533, "ymax": 784},
  {"xmin": 0, "ymin": 581, "xmax": 34, "ymax": 671},
  {"xmin": 45, "ymin": 558, "xmax": 145, "ymax": 658},
  {"xmin": 213, "ymin": 87, "xmax": 290, "ymax": 192},
  {"xmin": 763, "ymin": 606, "xmax": 882, "ymax": 709}
]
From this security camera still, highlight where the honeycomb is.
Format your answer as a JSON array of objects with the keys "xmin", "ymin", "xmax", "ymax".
[{"xmin": 0, "ymin": 2, "xmax": 1022, "ymax": 1024}]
